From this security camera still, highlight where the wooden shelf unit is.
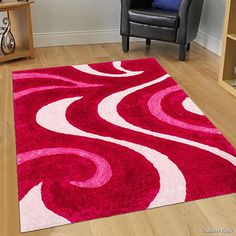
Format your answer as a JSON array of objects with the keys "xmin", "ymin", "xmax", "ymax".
[
  {"xmin": 219, "ymin": 0, "xmax": 236, "ymax": 97},
  {"xmin": 0, "ymin": 1, "xmax": 34, "ymax": 63}
]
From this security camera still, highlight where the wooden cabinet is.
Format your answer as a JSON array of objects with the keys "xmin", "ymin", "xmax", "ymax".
[
  {"xmin": 0, "ymin": 1, "xmax": 34, "ymax": 63},
  {"xmin": 219, "ymin": 0, "xmax": 236, "ymax": 97}
]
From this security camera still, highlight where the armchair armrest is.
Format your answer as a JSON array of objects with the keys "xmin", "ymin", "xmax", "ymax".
[
  {"xmin": 176, "ymin": 0, "xmax": 204, "ymax": 44},
  {"xmin": 120, "ymin": 0, "xmax": 133, "ymax": 35},
  {"xmin": 120, "ymin": 0, "xmax": 153, "ymax": 35}
]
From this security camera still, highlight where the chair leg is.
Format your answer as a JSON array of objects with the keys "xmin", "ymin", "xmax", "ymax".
[
  {"xmin": 179, "ymin": 44, "xmax": 186, "ymax": 61},
  {"xmin": 186, "ymin": 43, "xmax": 190, "ymax": 51},
  {"xmin": 122, "ymin": 36, "xmax": 129, "ymax": 53},
  {"xmin": 146, "ymin": 38, "xmax": 151, "ymax": 46}
]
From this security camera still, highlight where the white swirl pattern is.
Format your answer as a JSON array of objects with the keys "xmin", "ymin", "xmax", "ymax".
[
  {"xmin": 98, "ymin": 77, "xmax": 236, "ymax": 166},
  {"xmin": 73, "ymin": 61, "xmax": 144, "ymax": 77},
  {"xmin": 20, "ymin": 183, "xmax": 70, "ymax": 232},
  {"xmin": 182, "ymin": 97, "xmax": 204, "ymax": 116},
  {"xmin": 36, "ymin": 96, "xmax": 187, "ymax": 208}
]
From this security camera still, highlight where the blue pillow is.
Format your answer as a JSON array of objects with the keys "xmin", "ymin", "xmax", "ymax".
[{"xmin": 152, "ymin": 0, "xmax": 182, "ymax": 11}]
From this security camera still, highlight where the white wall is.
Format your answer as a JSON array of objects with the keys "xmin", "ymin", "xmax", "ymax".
[
  {"xmin": 195, "ymin": 0, "xmax": 226, "ymax": 55},
  {"xmin": 31, "ymin": 0, "xmax": 121, "ymax": 47}
]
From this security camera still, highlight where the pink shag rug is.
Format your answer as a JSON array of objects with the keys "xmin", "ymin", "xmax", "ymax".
[{"xmin": 13, "ymin": 58, "xmax": 236, "ymax": 232}]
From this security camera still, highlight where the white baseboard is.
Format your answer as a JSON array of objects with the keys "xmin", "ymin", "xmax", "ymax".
[
  {"xmin": 33, "ymin": 29, "xmax": 122, "ymax": 48},
  {"xmin": 194, "ymin": 30, "xmax": 222, "ymax": 56},
  {"xmin": 34, "ymin": 29, "xmax": 223, "ymax": 56}
]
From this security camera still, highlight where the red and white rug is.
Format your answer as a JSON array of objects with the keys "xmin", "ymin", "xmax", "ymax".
[{"xmin": 13, "ymin": 58, "xmax": 236, "ymax": 232}]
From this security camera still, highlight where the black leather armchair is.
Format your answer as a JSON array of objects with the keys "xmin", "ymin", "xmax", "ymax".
[{"xmin": 120, "ymin": 0, "xmax": 204, "ymax": 60}]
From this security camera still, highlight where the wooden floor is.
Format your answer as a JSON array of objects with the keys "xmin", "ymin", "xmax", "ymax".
[{"xmin": 0, "ymin": 41, "xmax": 236, "ymax": 236}]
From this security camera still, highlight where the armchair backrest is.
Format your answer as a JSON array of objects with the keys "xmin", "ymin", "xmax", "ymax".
[{"xmin": 130, "ymin": 0, "xmax": 153, "ymax": 8}]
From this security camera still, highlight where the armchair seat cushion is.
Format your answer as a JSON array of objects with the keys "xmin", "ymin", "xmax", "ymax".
[{"xmin": 128, "ymin": 8, "xmax": 179, "ymax": 28}]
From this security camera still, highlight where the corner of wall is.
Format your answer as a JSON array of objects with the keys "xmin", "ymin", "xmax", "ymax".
[{"xmin": 194, "ymin": 30, "xmax": 223, "ymax": 56}]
